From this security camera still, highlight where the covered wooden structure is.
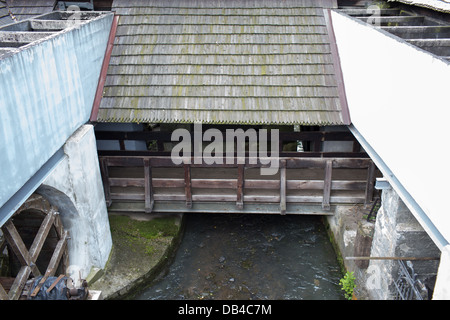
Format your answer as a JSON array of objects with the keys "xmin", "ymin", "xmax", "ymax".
[{"xmin": 91, "ymin": 0, "xmax": 380, "ymax": 215}]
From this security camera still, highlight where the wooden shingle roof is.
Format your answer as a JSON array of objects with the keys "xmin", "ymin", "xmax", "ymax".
[{"xmin": 96, "ymin": 0, "xmax": 349, "ymax": 125}]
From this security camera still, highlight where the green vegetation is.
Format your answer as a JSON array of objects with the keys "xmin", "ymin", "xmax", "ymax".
[
  {"xmin": 109, "ymin": 215, "xmax": 179, "ymax": 256},
  {"xmin": 339, "ymin": 271, "xmax": 356, "ymax": 300}
]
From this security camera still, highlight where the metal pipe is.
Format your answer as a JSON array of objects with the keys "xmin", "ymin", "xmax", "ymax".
[{"xmin": 345, "ymin": 256, "xmax": 440, "ymax": 261}]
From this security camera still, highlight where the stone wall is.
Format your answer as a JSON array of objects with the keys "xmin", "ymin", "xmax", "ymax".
[
  {"xmin": 367, "ymin": 187, "xmax": 440, "ymax": 299},
  {"xmin": 327, "ymin": 186, "xmax": 441, "ymax": 300}
]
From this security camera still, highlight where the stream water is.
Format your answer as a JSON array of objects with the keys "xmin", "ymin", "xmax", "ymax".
[{"xmin": 135, "ymin": 213, "xmax": 345, "ymax": 300}]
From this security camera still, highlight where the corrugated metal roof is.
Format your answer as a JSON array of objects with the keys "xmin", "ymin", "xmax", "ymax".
[
  {"xmin": 97, "ymin": 0, "xmax": 348, "ymax": 125},
  {"xmin": 0, "ymin": 0, "xmax": 55, "ymax": 26}
]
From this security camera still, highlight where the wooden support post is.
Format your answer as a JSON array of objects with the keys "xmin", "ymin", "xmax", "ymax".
[
  {"xmin": 100, "ymin": 158, "xmax": 112, "ymax": 207},
  {"xmin": 29, "ymin": 210, "xmax": 56, "ymax": 262},
  {"xmin": 365, "ymin": 161, "xmax": 376, "ymax": 207},
  {"xmin": 184, "ymin": 164, "xmax": 192, "ymax": 208},
  {"xmin": 8, "ymin": 266, "xmax": 31, "ymax": 300},
  {"xmin": 119, "ymin": 140, "xmax": 126, "ymax": 151},
  {"xmin": 31, "ymin": 231, "xmax": 68, "ymax": 297},
  {"xmin": 236, "ymin": 164, "xmax": 244, "ymax": 209},
  {"xmin": 0, "ymin": 283, "xmax": 8, "ymax": 300},
  {"xmin": 280, "ymin": 160, "xmax": 287, "ymax": 215},
  {"xmin": 322, "ymin": 160, "xmax": 333, "ymax": 210},
  {"xmin": 352, "ymin": 140, "xmax": 361, "ymax": 153},
  {"xmin": 2, "ymin": 221, "xmax": 41, "ymax": 277},
  {"xmin": 144, "ymin": 159, "xmax": 154, "ymax": 213},
  {"xmin": 313, "ymin": 137, "xmax": 322, "ymax": 152}
]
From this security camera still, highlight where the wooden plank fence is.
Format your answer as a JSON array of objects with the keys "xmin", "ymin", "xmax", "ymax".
[{"xmin": 99, "ymin": 156, "xmax": 378, "ymax": 214}]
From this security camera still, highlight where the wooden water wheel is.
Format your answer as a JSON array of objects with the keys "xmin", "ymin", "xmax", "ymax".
[{"xmin": 0, "ymin": 194, "xmax": 69, "ymax": 300}]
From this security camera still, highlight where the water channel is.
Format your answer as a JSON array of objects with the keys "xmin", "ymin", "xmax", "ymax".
[{"xmin": 135, "ymin": 213, "xmax": 345, "ymax": 300}]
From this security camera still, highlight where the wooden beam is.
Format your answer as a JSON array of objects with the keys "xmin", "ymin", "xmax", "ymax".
[
  {"xmin": 144, "ymin": 159, "xmax": 154, "ymax": 213},
  {"xmin": 100, "ymin": 158, "xmax": 112, "ymax": 206},
  {"xmin": 193, "ymin": 179, "xmax": 237, "ymax": 189},
  {"xmin": 0, "ymin": 283, "xmax": 8, "ymax": 300},
  {"xmin": 184, "ymin": 164, "xmax": 192, "ymax": 208},
  {"xmin": 29, "ymin": 211, "xmax": 56, "ymax": 262},
  {"xmin": 99, "ymin": 150, "xmax": 369, "ymax": 159},
  {"xmin": 2, "ymin": 221, "xmax": 41, "ymax": 277},
  {"xmin": 365, "ymin": 161, "xmax": 376, "ymax": 206},
  {"xmin": 236, "ymin": 164, "xmax": 244, "ymax": 209},
  {"xmin": 322, "ymin": 160, "xmax": 333, "ymax": 210},
  {"xmin": 280, "ymin": 160, "xmax": 287, "ymax": 215},
  {"xmin": 31, "ymin": 231, "xmax": 68, "ymax": 298},
  {"xmin": 8, "ymin": 266, "xmax": 31, "ymax": 300},
  {"xmin": 356, "ymin": 15, "xmax": 425, "ymax": 26},
  {"xmin": 45, "ymin": 274, "xmax": 66, "ymax": 293}
]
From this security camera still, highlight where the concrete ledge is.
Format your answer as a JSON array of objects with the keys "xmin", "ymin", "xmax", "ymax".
[{"xmin": 89, "ymin": 213, "xmax": 184, "ymax": 300}]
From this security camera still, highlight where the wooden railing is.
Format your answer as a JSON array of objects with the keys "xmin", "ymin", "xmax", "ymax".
[{"xmin": 99, "ymin": 156, "xmax": 377, "ymax": 215}]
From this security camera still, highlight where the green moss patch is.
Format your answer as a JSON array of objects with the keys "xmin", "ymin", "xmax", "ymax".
[{"xmin": 109, "ymin": 215, "xmax": 178, "ymax": 256}]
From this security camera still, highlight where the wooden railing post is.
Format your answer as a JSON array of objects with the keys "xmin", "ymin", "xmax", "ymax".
[
  {"xmin": 184, "ymin": 164, "xmax": 192, "ymax": 208},
  {"xmin": 99, "ymin": 158, "xmax": 112, "ymax": 207},
  {"xmin": 365, "ymin": 161, "xmax": 376, "ymax": 207},
  {"xmin": 237, "ymin": 164, "xmax": 245, "ymax": 209},
  {"xmin": 280, "ymin": 159, "xmax": 287, "ymax": 215},
  {"xmin": 144, "ymin": 159, "xmax": 154, "ymax": 213},
  {"xmin": 322, "ymin": 160, "xmax": 333, "ymax": 210}
]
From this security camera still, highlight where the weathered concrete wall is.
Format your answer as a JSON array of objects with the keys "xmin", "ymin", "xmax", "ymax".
[
  {"xmin": 37, "ymin": 125, "xmax": 112, "ymax": 280},
  {"xmin": 0, "ymin": 13, "xmax": 114, "ymax": 219},
  {"xmin": 326, "ymin": 204, "xmax": 374, "ymax": 298}
]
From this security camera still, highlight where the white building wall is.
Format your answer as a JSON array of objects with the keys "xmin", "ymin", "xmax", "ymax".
[
  {"xmin": 330, "ymin": 10, "xmax": 450, "ymax": 299},
  {"xmin": 331, "ymin": 10, "xmax": 450, "ymax": 248},
  {"xmin": 39, "ymin": 124, "xmax": 112, "ymax": 280}
]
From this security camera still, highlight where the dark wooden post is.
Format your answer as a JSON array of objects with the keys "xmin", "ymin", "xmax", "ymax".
[
  {"xmin": 365, "ymin": 161, "xmax": 376, "ymax": 207},
  {"xmin": 99, "ymin": 158, "xmax": 112, "ymax": 207},
  {"xmin": 184, "ymin": 164, "xmax": 192, "ymax": 208},
  {"xmin": 280, "ymin": 159, "xmax": 287, "ymax": 215},
  {"xmin": 322, "ymin": 160, "xmax": 333, "ymax": 210},
  {"xmin": 144, "ymin": 159, "xmax": 154, "ymax": 213},
  {"xmin": 237, "ymin": 164, "xmax": 245, "ymax": 209}
]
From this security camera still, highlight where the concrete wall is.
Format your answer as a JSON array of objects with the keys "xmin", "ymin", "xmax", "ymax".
[
  {"xmin": 37, "ymin": 125, "xmax": 112, "ymax": 280},
  {"xmin": 0, "ymin": 13, "xmax": 114, "ymax": 219}
]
